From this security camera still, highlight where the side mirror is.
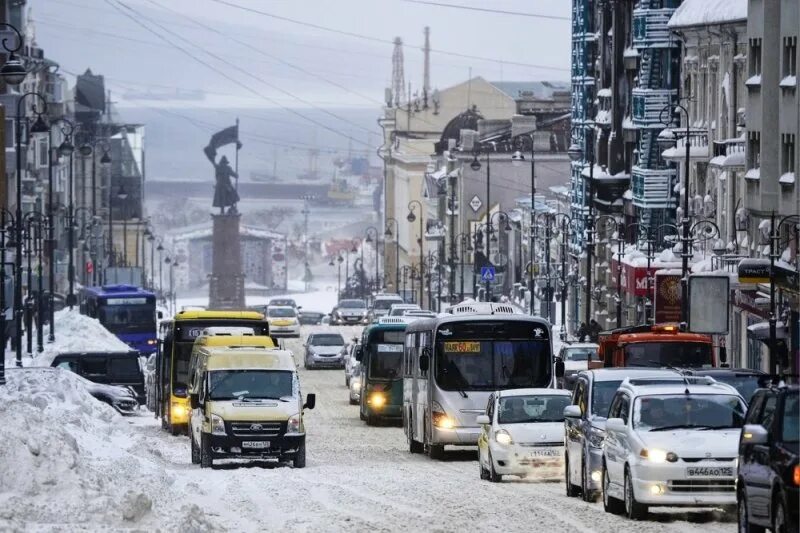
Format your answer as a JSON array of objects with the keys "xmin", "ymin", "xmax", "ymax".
[
  {"xmin": 605, "ymin": 417, "xmax": 626, "ymax": 433},
  {"xmin": 190, "ymin": 393, "xmax": 199, "ymax": 409},
  {"xmin": 476, "ymin": 414, "xmax": 490, "ymax": 425},
  {"xmin": 563, "ymin": 405, "xmax": 582, "ymax": 419},
  {"xmin": 555, "ymin": 357, "xmax": 565, "ymax": 379},
  {"xmin": 304, "ymin": 393, "xmax": 316, "ymax": 410},
  {"xmin": 157, "ymin": 311, "xmax": 164, "ymax": 320},
  {"xmin": 355, "ymin": 346, "xmax": 363, "ymax": 362},
  {"xmin": 419, "ymin": 349, "xmax": 430, "ymax": 373},
  {"xmin": 741, "ymin": 424, "xmax": 768, "ymax": 445}
]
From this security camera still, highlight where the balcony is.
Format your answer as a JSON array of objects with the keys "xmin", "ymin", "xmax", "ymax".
[
  {"xmin": 633, "ymin": 8, "xmax": 678, "ymax": 49},
  {"xmin": 631, "ymin": 166, "xmax": 676, "ymax": 209},
  {"xmin": 631, "ymin": 88, "xmax": 677, "ymax": 128}
]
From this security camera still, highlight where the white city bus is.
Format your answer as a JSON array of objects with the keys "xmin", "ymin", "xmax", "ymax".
[{"xmin": 403, "ymin": 302, "xmax": 562, "ymax": 459}]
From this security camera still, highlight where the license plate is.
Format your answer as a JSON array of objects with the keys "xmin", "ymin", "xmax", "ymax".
[
  {"xmin": 686, "ymin": 466, "xmax": 733, "ymax": 477},
  {"xmin": 529, "ymin": 449, "xmax": 562, "ymax": 458},
  {"xmin": 242, "ymin": 441, "xmax": 270, "ymax": 449}
]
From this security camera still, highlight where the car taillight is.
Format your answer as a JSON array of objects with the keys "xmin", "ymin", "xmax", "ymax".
[{"xmin": 794, "ymin": 465, "xmax": 800, "ymax": 486}]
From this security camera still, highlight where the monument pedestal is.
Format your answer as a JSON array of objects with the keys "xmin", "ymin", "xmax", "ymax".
[{"xmin": 209, "ymin": 213, "xmax": 245, "ymax": 309}]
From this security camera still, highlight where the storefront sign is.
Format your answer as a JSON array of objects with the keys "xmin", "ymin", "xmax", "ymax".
[
  {"xmin": 614, "ymin": 259, "xmax": 657, "ymax": 297},
  {"xmin": 738, "ymin": 259, "xmax": 799, "ymax": 292},
  {"xmin": 654, "ymin": 272, "xmax": 682, "ymax": 323}
]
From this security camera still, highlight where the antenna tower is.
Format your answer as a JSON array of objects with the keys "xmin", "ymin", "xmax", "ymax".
[
  {"xmin": 391, "ymin": 37, "xmax": 405, "ymax": 107},
  {"xmin": 423, "ymin": 27, "xmax": 431, "ymax": 108}
]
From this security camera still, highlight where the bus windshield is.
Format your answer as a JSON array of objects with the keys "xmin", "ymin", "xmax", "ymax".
[
  {"xmin": 435, "ymin": 321, "xmax": 551, "ymax": 391},
  {"xmin": 99, "ymin": 303, "xmax": 155, "ymax": 333},
  {"xmin": 625, "ymin": 342, "xmax": 712, "ymax": 368},
  {"xmin": 368, "ymin": 343, "xmax": 404, "ymax": 379}
]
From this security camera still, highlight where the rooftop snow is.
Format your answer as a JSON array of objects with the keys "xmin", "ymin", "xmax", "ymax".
[{"xmin": 668, "ymin": 0, "xmax": 747, "ymax": 28}]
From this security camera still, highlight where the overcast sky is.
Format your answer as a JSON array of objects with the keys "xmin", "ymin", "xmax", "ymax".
[{"xmin": 32, "ymin": 0, "xmax": 571, "ymax": 109}]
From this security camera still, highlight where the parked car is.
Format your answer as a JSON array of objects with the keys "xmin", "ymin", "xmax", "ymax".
[
  {"xmin": 37, "ymin": 366, "xmax": 140, "ymax": 415},
  {"xmin": 737, "ymin": 381, "xmax": 798, "ymax": 533},
  {"xmin": 267, "ymin": 297, "xmax": 298, "ymax": 310},
  {"xmin": 265, "ymin": 306, "xmax": 301, "ymax": 337},
  {"xmin": 681, "ymin": 368, "xmax": 766, "ymax": 404},
  {"xmin": 368, "ymin": 294, "xmax": 404, "ymax": 321},
  {"xmin": 298, "ymin": 310, "xmax": 325, "ymax": 325},
  {"xmin": 388, "ymin": 303, "xmax": 420, "ymax": 317},
  {"xmin": 556, "ymin": 342, "xmax": 599, "ymax": 390},
  {"xmin": 563, "ymin": 368, "xmax": 681, "ymax": 502},
  {"xmin": 51, "ymin": 350, "xmax": 145, "ymax": 404},
  {"xmin": 304, "ymin": 332, "xmax": 347, "ymax": 369},
  {"xmin": 477, "ymin": 389, "xmax": 572, "ymax": 482},
  {"xmin": 349, "ymin": 361, "xmax": 363, "ymax": 405},
  {"xmin": 601, "ymin": 377, "xmax": 744, "ymax": 519},
  {"xmin": 330, "ymin": 299, "xmax": 368, "ymax": 325},
  {"xmin": 344, "ymin": 340, "xmax": 360, "ymax": 386}
]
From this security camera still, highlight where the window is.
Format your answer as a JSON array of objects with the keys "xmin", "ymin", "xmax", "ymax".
[
  {"xmin": 745, "ymin": 392, "xmax": 765, "ymax": 425},
  {"xmin": 781, "ymin": 133, "xmax": 796, "ymax": 176},
  {"xmin": 783, "ymin": 36, "xmax": 797, "ymax": 78},
  {"xmin": 761, "ymin": 393, "xmax": 778, "ymax": 431},
  {"xmin": 748, "ymin": 38, "xmax": 762, "ymax": 77},
  {"xmin": 619, "ymin": 395, "xmax": 630, "ymax": 424},
  {"xmin": 37, "ymin": 137, "xmax": 48, "ymax": 168},
  {"xmin": 486, "ymin": 393, "xmax": 494, "ymax": 420},
  {"xmin": 5, "ymin": 119, "xmax": 13, "ymax": 149},
  {"xmin": 573, "ymin": 379, "xmax": 587, "ymax": 417},
  {"xmin": 747, "ymin": 131, "xmax": 761, "ymax": 170}
]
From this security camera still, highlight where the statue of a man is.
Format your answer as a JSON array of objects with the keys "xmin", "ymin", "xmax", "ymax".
[{"xmin": 213, "ymin": 155, "xmax": 240, "ymax": 214}]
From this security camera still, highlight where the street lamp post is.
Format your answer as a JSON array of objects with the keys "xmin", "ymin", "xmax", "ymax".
[
  {"xmin": 365, "ymin": 226, "xmax": 379, "ymax": 296},
  {"xmin": 156, "ymin": 242, "xmax": 164, "ymax": 301},
  {"xmin": 407, "ymin": 201, "xmax": 424, "ymax": 308},
  {"xmin": 15, "ymin": 93, "xmax": 49, "ymax": 367},
  {"xmin": 384, "ymin": 218, "xmax": 399, "ymax": 293},
  {"xmin": 0, "ymin": 209, "xmax": 15, "ymax": 384},
  {"xmin": 768, "ymin": 214, "xmax": 799, "ymax": 373},
  {"xmin": 511, "ymin": 132, "xmax": 536, "ymax": 314}
]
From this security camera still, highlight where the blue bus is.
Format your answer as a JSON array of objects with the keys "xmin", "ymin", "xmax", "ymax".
[{"xmin": 80, "ymin": 285, "xmax": 158, "ymax": 355}]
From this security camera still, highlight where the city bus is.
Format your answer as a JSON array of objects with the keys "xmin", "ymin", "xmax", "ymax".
[
  {"xmin": 80, "ymin": 284, "xmax": 158, "ymax": 355},
  {"xmin": 403, "ymin": 302, "xmax": 562, "ymax": 459},
  {"xmin": 155, "ymin": 310, "xmax": 270, "ymax": 434},
  {"xmin": 356, "ymin": 317, "xmax": 408, "ymax": 425}
]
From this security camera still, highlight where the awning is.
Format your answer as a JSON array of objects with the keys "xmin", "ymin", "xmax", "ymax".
[{"xmin": 747, "ymin": 320, "xmax": 788, "ymax": 341}]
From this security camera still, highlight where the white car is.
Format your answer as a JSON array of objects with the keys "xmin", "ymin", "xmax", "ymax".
[
  {"xmin": 265, "ymin": 306, "xmax": 301, "ymax": 337},
  {"xmin": 601, "ymin": 377, "xmax": 745, "ymax": 519},
  {"xmin": 388, "ymin": 303, "xmax": 421, "ymax": 317},
  {"xmin": 477, "ymin": 389, "xmax": 572, "ymax": 482},
  {"xmin": 348, "ymin": 361, "xmax": 363, "ymax": 405},
  {"xmin": 556, "ymin": 342, "xmax": 598, "ymax": 389}
]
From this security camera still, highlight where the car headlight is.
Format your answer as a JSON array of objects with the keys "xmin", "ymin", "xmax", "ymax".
[
  {"xmin": 431, "ymin": 401, "xmax": 454, "ymax": 429},
  {"xmin": 210, "ymin": 414, "xmax": 226, "ymax": 435},
  {"xmin": 368, "ymin": 392, "xmax": 386, "ymax": 408},
  {"xmin": 286, "ymin": 413, "xmax": 302, "ymax": 435},
  {"xmin": 147, "ymin": 339, "xmax": 157, "ymax": 346},
  {"xmin": 587, "ymin": 427, "xmax": 605, "ymax": 448},
  {"xmin": 495, "ymin": 429, "xmax": 513, "ymax": 445},
  {"xmin": 639, "ymin": 448, "xmax": 677, "ymax": 463}
]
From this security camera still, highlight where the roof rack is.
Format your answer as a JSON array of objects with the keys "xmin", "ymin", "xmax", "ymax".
[{"xmin": 623, "ymin": 376, "xmax": 717, "ymax": 388}]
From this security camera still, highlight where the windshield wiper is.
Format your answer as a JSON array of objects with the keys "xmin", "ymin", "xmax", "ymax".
[
  {"xmin": 695, "ymin": 425, "xmax": 738, "ymax": 430},
  {"xmin": 649, "ymin": 424, "xmax": 712, "ymax": 432}
]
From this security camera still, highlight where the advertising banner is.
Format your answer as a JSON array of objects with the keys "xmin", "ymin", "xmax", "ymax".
[
  {"xmin": 654, "ymin": 272, "xmax": 682, "ymax": 323},
  {"xmin": 688, "ymin": 275, "xmax": 730, "ymax": 334}
]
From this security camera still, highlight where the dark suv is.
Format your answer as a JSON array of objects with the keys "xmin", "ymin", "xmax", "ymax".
[
  {"xmin": 737, "ymin": 382, "xmax": 798, "ymax": 533},
  {"xmin": 51, "ymin": 351, "xmax": 145, "ymax": 404}
]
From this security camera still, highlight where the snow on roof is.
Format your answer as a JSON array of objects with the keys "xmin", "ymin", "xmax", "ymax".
[
  {"xmin": 779, "ymin": 172, "xmax": 795, "ymax": 185},
  {"xmin": 745, "ymin": 168, "xmax": 761, "ymax": 181},
  {"xmin": 780, "ymin": 75, "xmax": 797, "ymax": 88},
  {"xmin": 668, "ymin": 0, "xmax": 747, "ymax": 28}
]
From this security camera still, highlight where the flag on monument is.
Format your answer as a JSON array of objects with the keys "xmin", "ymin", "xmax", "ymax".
[{"xmin": 203, "ymin": 124, "xmax": 242, "ymax": 163}]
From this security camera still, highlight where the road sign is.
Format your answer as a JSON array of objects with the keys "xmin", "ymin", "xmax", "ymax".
[
  {"xmin": 480, "ymin": 266, "xmax": 495, "ymax": 282},
  {"xmin": 469, "ymin": 195, "xmax": 482, "ymax": 213}
]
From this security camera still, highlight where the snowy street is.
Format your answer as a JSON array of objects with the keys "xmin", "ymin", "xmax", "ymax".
[{"xmin": 89, "ymin": 327, "xmax": 736, "ymax": 533}]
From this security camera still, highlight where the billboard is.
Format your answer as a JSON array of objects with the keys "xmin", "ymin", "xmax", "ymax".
[
  {"xmin": 653, "ymin": 272, "xmax": 682, "ymax": 323},
  {"xmin": 689, "ymin": 275, "xmax": 730, "ymax": 334}
]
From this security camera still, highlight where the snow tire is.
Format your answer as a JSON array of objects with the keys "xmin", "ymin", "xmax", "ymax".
[
  {"xmin": 200, "ymin": 433, "xmax": 213, "ymax": 469},
  {"xmin": 581, "ymin": 453, "xmax": 597, "ymax": 502},
  {"xmin": 487, "ymin": 451, "xmax": 501, "ymax": 483},
  {"xmin": 293, "ymin": 441, "xmax": 306, "ymax": 469},
  {"xmin": 624, "ymin": 467, "xmax": 648, "ymax": 520},
  {"xmin": 190, "ymin": 433, "xmax": 201, "ymax": 464},
  {"xmin": 737, "ymin": 489, "xmax": 764, "ymax": 533},
  {"xmin": 565, "ymin": 454, "xmax": 580, "ymax": 497},
  {"xmin": 602, "ymin": 463, "xmax": 624, "ymax": 515}
]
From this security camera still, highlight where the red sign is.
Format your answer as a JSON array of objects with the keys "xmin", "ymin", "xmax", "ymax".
[
  {"xmin": 86, "ymin": 261, "xmax": 94, "ymax": 274},
  {"xmin": 654, "ymin": 273, "xmax": 682, "ymax": 323},
  {"xmin": 613, "ymin": 259, "xmax": 656, "ymax": 297}
]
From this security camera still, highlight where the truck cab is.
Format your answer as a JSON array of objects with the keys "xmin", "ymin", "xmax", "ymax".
[{"xmin": 592, "ymin": 323, "xmax": 715, "ymax": 369}]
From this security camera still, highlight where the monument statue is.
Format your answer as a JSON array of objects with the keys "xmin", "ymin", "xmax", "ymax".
[{"xmin": 212, "ymin": 155, "xmax": 240, "ymax": 214}]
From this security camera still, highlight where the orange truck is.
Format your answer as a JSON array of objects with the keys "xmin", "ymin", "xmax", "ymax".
[{"xmin": 589, "ymin": 323, "xmax": 718, "ymax": 369}]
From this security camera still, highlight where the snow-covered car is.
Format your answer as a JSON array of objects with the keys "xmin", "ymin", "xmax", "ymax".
[
  {"xmin": 601, "ymin": 377, "xmax": 745, "ymax": 519},
  {"xmin": 54, "ymin": 368, "xmax": 140, "ymax": 415},
  {"xmin": 265, "ymin": 306, "xmax": 301, "ymax": 337},
  {"xmin": 51, "ymin": 350, "xmax": 145, "ymax": 404},
  {"xmin": 564, "ymin": 368, "xmax": 678, "ymax": 502},
  {"xmin": 331, "ymin": 299, "xmax": 368, "ymax": 325},
  {"xmin": 556, "ymin": 343, "xmax": 598, "ymax": 390},
  {"xmin": 304, "ymin": 332, "xmax": 347, "ymax": 369},
  {"xmin": 388, "ymin": 303, "xmax": 420, "ymax": 317},
  {"xmin": 477, "ymin": 389, "xmax": 572, "ymax": 482},
  {"xmin": 349, "ymin": 361, "xmax": 363, "ymax": 405}
]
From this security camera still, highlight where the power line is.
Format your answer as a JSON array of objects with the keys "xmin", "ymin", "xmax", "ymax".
[
  {"xmin": 207, "ymin": 0, "xmax": 569, "ymax": 72},
  {"xmin": 398, "ymin": 0, "xmax": 570, "ymax": 20}
]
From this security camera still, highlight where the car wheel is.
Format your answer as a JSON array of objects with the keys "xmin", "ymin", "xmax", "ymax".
[
  {"xmin": 345, "ymin": 376, "xmax": 350, "ymax": 387},
  {"xmin": 565, "ymin": 454, "xmax": 580, "ymax": 497},
  {"xmin": 349, "ymin": 396, "xmax": 358, "ymax": 405},
  {"xmin": 359, "ymin": 409, "xmax": 366, "ymax": 421},
  {"xmin": 366, "ymin": 414, "xmax": 377, "ymax": 426},
  {"xmin": 190, "ymin": 432, "xmax": 201, "ymax": 464},
  {"xmin": 582, "ymin": 453, "xmax": 597, "ymax": 502},
  {"xmin": 200, "ymin": 433, "xmax": 213, "ymax": 469},
  {"xmin": 169, "ymin": 423, "xmax": 181, "ymax": 436},
  {"xmin": 624, "ymin": 467, "xmax": 647, "ymax": 520},
  {"xmin": 293, "ymin": 440, "xmax": 306, "ymax": 468},
  {"xmin": 773, "ymin": 491, "xmax": 791, "ymax": 533},
  {"xmin": 479, "ymin": 455, "xmax": 490, "ymax": 480},
  {"xmin": 487, "ymin": 451, "xmax": 501, "ymax": 482},
  {"xmin": 408, "ymin": 417, "xmax": 424, "ymax": 454},
  {"xmin": 737, "ymin": 488, "xmax": 765, "ymax": 533},
  {"xmin": 602, "ymin": 463, "xmax": 624, "ymax": 515}
]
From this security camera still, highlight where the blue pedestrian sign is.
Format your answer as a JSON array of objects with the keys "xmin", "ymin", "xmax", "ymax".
[{"xmin": 480, "ymin": 266, "xmax": 496, "ymax": 282}]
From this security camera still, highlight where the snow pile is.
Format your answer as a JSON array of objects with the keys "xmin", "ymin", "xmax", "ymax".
[
  {"xmin": 9, "ymin": 309, "xmax": 133, "ymax": 369},
  {"xmin": 0, "ymin": 368, "xmax": 221, "ymax": 531}
]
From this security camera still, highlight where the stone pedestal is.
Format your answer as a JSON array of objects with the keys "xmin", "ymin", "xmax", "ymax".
[{"xmin": 209, "ymin": 213, "xmax": 245, "ymax": 309}]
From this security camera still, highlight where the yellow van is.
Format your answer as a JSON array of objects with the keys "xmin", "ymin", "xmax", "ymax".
[
  {"xmin": 188, "ymin": 348, "xmax": 316, "ymax": 468},
  {"xmin": 187, "ymin": 331, "xmax": 276, "ymax": 397}
]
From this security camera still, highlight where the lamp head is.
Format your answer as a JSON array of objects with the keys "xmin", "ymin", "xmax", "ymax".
[
  {"xmin": 511, "ymin": 150, "xmax": 525, "ymax": 167},
  {"xmin": 0, "ymin": 53, "xmax": 26, "ymax": 86}
]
